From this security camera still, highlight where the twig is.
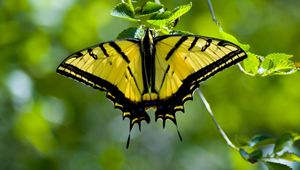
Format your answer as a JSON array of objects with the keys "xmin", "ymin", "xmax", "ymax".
[
  {"xmin": 237, "ymin": 63, "xmax": 256, "ymax": 76},
  {"xmin": 207, "ymin": 0, "xmax": 223, "ymax": 31},
  {"xmin": 197, "ymin": 89, "xmax": 238, "ymax": 151}
]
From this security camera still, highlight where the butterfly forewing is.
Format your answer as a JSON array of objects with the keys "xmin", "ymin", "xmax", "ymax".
[{"xmin": 57, "ymin": 40, "xmax": 145, "ymax": 104}]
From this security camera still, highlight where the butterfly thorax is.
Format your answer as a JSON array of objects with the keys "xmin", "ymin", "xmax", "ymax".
[{"xmin": 141, "ymin": 29, "xmax": 158, "ymax": 101}]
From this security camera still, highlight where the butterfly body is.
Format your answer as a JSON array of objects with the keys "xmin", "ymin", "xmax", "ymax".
[{"xmin": 57, "ymin": 28, "xmax": 247, "ymax": 136}]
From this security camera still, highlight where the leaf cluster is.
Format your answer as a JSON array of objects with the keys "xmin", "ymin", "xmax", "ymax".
[
  {"xmin": 219, "ymin": 31, "xmax": 298, "ymax": 77},
  {"xmin": 239, "ymin": 132, "xmax": 300, "ymax": 169},
  {"xmin": 111, "ymin": 0, "xmax": 192, "ymax": 38}
]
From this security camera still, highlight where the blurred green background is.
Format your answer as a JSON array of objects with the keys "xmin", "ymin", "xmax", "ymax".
[{"xmin": 1, "ymin": 0, "xmax": 300, "ymax": 169}]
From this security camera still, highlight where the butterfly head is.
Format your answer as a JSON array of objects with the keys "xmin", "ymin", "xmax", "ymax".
[
  {"xmin": 141, "ymin": 28, "xmax": 156, "ymax": 47},
  {"xmin": 145, "ymin": 28, "xmax": 156, "ymax": 38}
]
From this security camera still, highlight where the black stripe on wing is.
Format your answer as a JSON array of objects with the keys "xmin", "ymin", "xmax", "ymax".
[
  {"xmin": 109, "ymin": 42, "xmax": 131, "ymax": 63},
  {"xmin": 165, "ymin": 36, "xmax": 188, "ymax": 61}
]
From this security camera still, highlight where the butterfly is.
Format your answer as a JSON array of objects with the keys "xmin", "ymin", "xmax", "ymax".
[{"xmin": 57, "ymin": 28, "xmax": 247, "ymax": 147}]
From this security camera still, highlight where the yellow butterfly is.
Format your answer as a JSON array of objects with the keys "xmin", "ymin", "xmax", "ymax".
[{"xmin": 57, "ymin": 28, "xmax": 247, "ymax": 147}]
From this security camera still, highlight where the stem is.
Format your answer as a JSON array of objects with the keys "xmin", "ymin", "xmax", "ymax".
[
  {"xmin": 207, "ymin": 0, "xmax": 223, "ymax": 31},
  {"xmin": 197, "ymin": 89, "xmax": 238, "ymax": 151},
  {"xmin": 237, "ymin": 63, "xmax": 256, "ymax": 76}
]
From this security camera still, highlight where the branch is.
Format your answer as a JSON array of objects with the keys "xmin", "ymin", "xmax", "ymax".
[
  {"xmin": 207, "ymin": 0, "xmax": 223, "ymax": 31},
  {"xmin": 197, "ymin": 89, "xmax": 238, "ymax": 150}
]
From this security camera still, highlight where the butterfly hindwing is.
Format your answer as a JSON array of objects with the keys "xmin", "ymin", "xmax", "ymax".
[
  {"xmin": 57, "ymin": 39, "xmax": 150, "ymax": 128},
  {"xmin": 153, "ymin": 35, "xmax": 247, "ymax": 123}
]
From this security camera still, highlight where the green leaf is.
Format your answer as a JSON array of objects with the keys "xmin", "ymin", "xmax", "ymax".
[
  {"xmin": 242, "ymin": 52, "xmax": 260, "ymax": 75},
  {"xmin": 239, "ymin": 148, "xmax": 250, "ymax": 161},
  {"xmin": 248, "ymin": 150, "xmax": 263, "ymax": 163},
  {"xmin": 147, "ymin": 2, "xmax": 192, "ymax": 27},
  {"xmin": 248, "ymin": 134, "xmax": 275, "ymax": 148},
  {"xmin": 239, "ymin": 149, "xmax": 262, "ymax": 163},
  {"xmin": 242, "ymin": 52, "xmax": 298, "ymax": 77},
  {"xmin": 265, "ymin": 162, "xmax": 292, "ymax": 170},
  {"xmin": 111, "ymin": 3, "xmax": 138, "ymax": 22},
  {"xmin": 260, "ymin": 53, "xmax": 297, "ymax": 76},
  {"xmin": 169, "ymin": 2, "xmax": 192, "ymax": 21},
  {"xmin": 116, "ymin": 27, "xmax": 144, "ymax": 39},
  {"xmin": 279, "ymin": 152, "xmax": 300, "ymax": 162},
  {"xmin": 149, "ymin": 10, "xmax": 172, "ymax": 20},
  {"xmin": 219, "ymin": 30, "xmax": 250, "ymax": 51},
  {"xmin": 261, "ymin": 57, "xmax": 273, "ymax": 70},
  {"xmin": 137, "ymin": 1, "xmax": 164, "ymax": 16},
  {"xmin": 274, "ymin": 133, "xmax": 293, "ymax": 153},
  {"xmin": 116, "ymin": 27, "xmax": 138, "ymax": 39}
]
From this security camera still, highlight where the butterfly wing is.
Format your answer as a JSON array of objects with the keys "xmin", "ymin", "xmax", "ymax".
[
  {"xmin": 57, "ymin": 39, "xmax": 150, "ymax": 128},
  {"xmin": 57, "ymin": 34, "xmax": 247, "ymax": 131},
  {"xmin": 153, "ymin": 35, "xmax": 247, "ymax": 124}
]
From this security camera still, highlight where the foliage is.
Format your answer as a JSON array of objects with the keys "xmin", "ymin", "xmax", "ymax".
[
  {"xmin": 112, "ymin": 1, "xmax": 192, "ymax": 37},
  {"xmin": 239, "ymin": 132, "xmax": 300, "ymax": 169}
]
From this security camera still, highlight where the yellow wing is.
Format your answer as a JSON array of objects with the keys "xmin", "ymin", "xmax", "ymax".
[
  {"xmin": 153, "ymin": 35, "xmax": 247, "ymax": 124},
  {"xmin": 57, "ymin": 40, "xmax": 150, "ymax": 128}
]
